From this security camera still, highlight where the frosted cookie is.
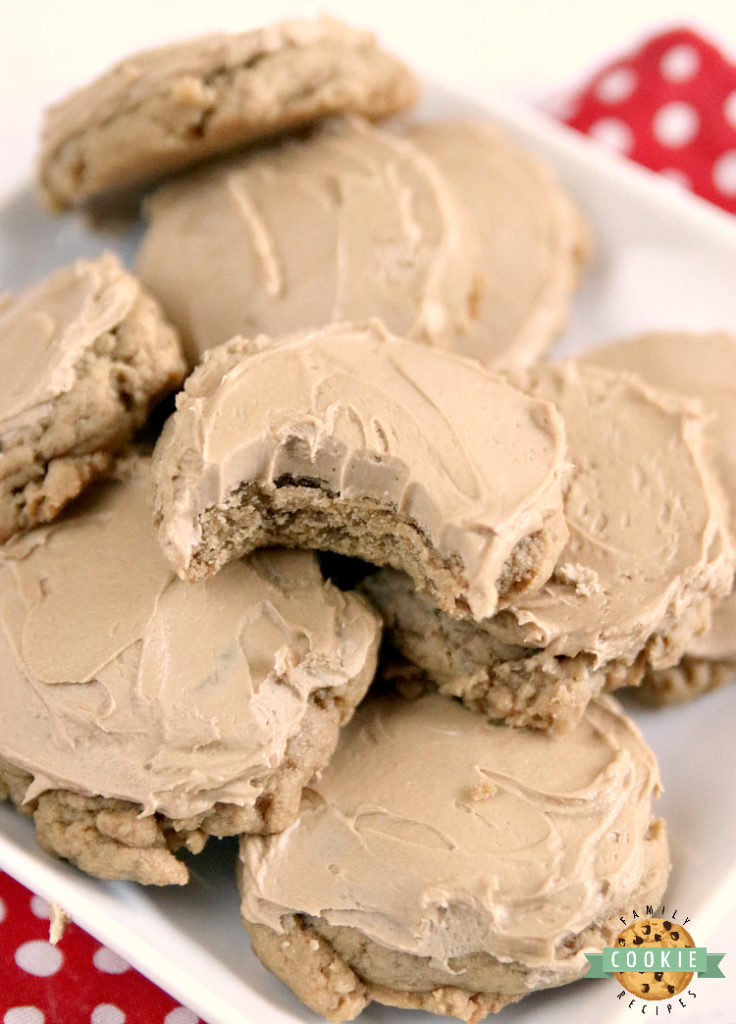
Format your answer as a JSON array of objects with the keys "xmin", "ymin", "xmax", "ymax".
[
  {"xmin": 38, "ymin": 16, "xmax": 418, "ymax": 210},
  {"xmin": 363, "ymin": 361, "xmax": 734, "ymax": 730},
  {"xmin": 0, "ymin": 252, "xmax": 185, "ymax": 543},
  {"xmin": 362, "ymin": 568, "xmax": 644, "ymax": 732},
  {"xmin": 239, "ymin": 691, "xmax": 669, "ymax": 1022},
  {"xmin": 586, "ymin": 332, "xmax": 736, "ymax": 705},
  {"xmin": 407, "ymin": 120, "xmax": 590, "ymax": 370},
  {"xmin": 151, "ymin": 320, "xmax": 569, "ymax": 622},
  {"xmin": 0, "ymin": 459, "xmax": 381, "ymax": 885},
  {"xmin": 137, "ymin": 117, "xmax": 480, "ymax": 365}
]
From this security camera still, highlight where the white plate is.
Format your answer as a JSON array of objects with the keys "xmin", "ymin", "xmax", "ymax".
[{"xmin": 1, "ymin": 84, "xmax": 735, "ymax": 1024}]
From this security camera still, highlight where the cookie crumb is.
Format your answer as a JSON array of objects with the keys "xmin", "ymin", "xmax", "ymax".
[
  {"xmin": 49, "ymin": 902, "xmax": 71, "ymax": 945},
  {"xmin": 470, "ymin": 779, "xmax": 497, "ymax": 801}
]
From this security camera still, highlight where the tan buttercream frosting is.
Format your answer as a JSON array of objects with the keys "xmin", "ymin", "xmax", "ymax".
[
  {"xmin": 240, "ymin": 691, "xmax": 662, "ymax": 975},
  {"xmin": 0, "ymin": 458, "xmax": 381, "ymax": 819},
  {"xmin": 490, "ymin": 361, "xmax": 734, "ymax": 665},
  {"xmin": 585, "ymin": 332, "xmax": 736, "ymax": 660},
  {"xmin": 137, "ymin": 117, "xmax": 480, "ymax": 364},
  {"xmin": 0, "ymin": 252, "xmax": 138, "ymax": 436},
  {"xmin": 407, "ymin": 120, "xmax": 590, "ymax": 370},
  {"xmin": 152, "ymin": 320, "xmax": 568, "ymax": 621}
]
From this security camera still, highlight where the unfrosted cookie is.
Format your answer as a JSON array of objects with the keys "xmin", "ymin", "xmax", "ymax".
[
  {"xmin": 585, "ymin": 331, "xmax": 736, "ymax": 705},
  {"xmin": 615, "ymin": 918, "xmax": 695, "ymax": 1000},
  {"xmin": 239, "ymin": 691, "xmax": 669, "ymax": 1022},
  {"xmin": 363, "ymin": 361, "xmax": 734, "ymax": 730},
  {"xmin": 0, "ymin": 458, "xmax": 380, "ymax": 885},
  {"xmin": 151, "ymin": 320, "xmax": 569, "ymax": 622},
  {"xmin": 0, "ymin": 252, "xmax": 186, "ymax": 543},
  {"xmin": 407, "ymin": 120, "xmax": 590, "ymax": 370},
  {"xmin": 38, "ymin": 16, "xmax": 418, "ymax": 210},
  {"xmin": 137, "ymin": 117, "xmax": 480, "ymax": 365}
]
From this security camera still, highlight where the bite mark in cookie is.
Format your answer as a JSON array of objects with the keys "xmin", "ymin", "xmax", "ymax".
[{"xmin": 151, "ymin": 320, "xmax": 570, "ymax": 621}]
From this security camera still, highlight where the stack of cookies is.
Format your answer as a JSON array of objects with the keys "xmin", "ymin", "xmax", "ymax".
[{"xmin": 1, "ymin": 15, "xmax": 734, "ymax": 1023}]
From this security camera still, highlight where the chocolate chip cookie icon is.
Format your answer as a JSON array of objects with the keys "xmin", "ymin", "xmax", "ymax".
[{"xmin": 615, "ymin": 918, "xmax": 695, "ymax": 1000}]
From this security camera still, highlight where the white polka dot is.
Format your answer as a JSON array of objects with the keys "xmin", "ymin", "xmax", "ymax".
[
  {"xmin": 14, "ymin": 940, "xmax": 63, "ymax": 977},
  {"xmin": 660, "ymin": 168, "xmax": 692, "ymax": 189},
  {"xmin": 596, "ymin": 66, "xmax": 637, "ymax": 104},
  {"xmin": 0, "ymin": 896, "xmax": 6, "ymax": 923},
  {"xmin": 92, "ymin": 946, "xmax": 129, "ymax": 974},
  {"xmin": 713, "ymin": 150, "xmax": 736, "ymax": 196},
  {"xmin": 588, "ymin": 117, "xmax": 634, "ymax": 153},
  {"xmin": 164, "ymin": 1010, "xmax": 199, "ymax": 1024},
  {"xmin": 652, "ymin": 102, "xmax": 700, "ymax": 147},
  {"xmin": 4, "ymin": 1009, "xmax": 45, "ymax": 1024},
  {"xmin": 90, "ymin": 1007, "xmax": 125, "ymax": 1024},
  {"xmin": 660, "ymin": 43, "xmax": 701, "ymax": 82},
  {"xmin": 30, "ymin": 895, "xmax": 49, "ymax": 919},
  {"xmin": 724, "ymin": 91, "xmax": 736, "ymax": 129}
]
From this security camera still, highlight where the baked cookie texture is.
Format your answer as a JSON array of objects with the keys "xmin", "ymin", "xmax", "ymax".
[
  {"xmin": 137, "ymin": 117, "xmax": 480, "ymax": 365},
  {"xmin": 38, "ymin": 15, "xmax": 418, "ymax": 210},
  {"xmin": 407, "ymin": 120, "xmax": 591, "ymax": 370},
  {"xmin": 585, "ymin": 331, "xmax": 736, "ymax": 705},
  {"xmin": 615, "ymin": 918, "xmax": 695, "ymax": 1000},
  {"xmin": 151, "ymin": 320, "xmax": 570, "ymax": 622},
  {"xmin": 363, "ymin": 360, "xmax": 734, "ymax": 730},
  {"xmin": 0, "ymin": 252, "xmax": 186, "ymax": 543},
  {"xmin": 361, "ymin": 568, "xmax": 644, "ymax": 732},
  {"xmin": 0, "ymin": 458, "xmax": 381, "ymax": 885},
  {"xmin": 239, "ymin": 691, "xmax": 669, "ymax": 1021}
]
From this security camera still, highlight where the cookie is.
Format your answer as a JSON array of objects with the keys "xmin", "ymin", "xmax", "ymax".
[
  {"xmin": 585, "ymin": 331, "xmax": 736, "ymax": 703},
  {"xmin": 38, "ymin": 16, "xmax": 418, "ymax": 210},
  {"xmin": 239, "ymin": 691, "xmax": 669, "ymax": 1021},
  {"xmin": 495, "ymin": 361, "xmax": 734, "ymax": 667},
  {"xmin": 0, "ymin": 458, "xmax": 381, "ymax": 885},
  {"xmin": 362, "ymin": 361, "xmax": 734, "ymax": 730},
  {"xmin": 362, "ymin": 567, "xmax": 644, "ymax": 732},
  {"xmin": 615, "ymin": 918, "xmax": 695, "ymax": 999},
  {"xmin": 151, "ymin": 320, "xmax": 569, "ymax": 622},
  {"xmin": 137, "ymin": 116, "xmax": 480, "ymax": 365},
  {"xmin": 407, "ymin": 120, "xmax": 591, "ymax": 370},
  {"xmin": 0, "ymin": 252, "xmax": 186, "ymax": 543}
]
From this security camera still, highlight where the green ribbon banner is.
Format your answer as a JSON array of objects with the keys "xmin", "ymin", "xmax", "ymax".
[{"xmin": 585, "ymin": 946, "xmax": 725, "ymax": 980}]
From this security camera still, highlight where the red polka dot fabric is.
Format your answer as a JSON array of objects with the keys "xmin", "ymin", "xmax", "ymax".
[
  {"xmin": 563, "ymin": 26, "xmax": 736, "ymax": 213},
  {"xmin": 0, "ymin": 872, "xmax": 203, "ymax": 1024}
]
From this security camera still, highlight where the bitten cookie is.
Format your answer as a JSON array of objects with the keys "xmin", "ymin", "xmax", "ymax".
[
  {"xmin": 615, "ymin": 918, "xmax": 695, "ymax": 1000},
  {"xmin": 407, "ymin": 120, "xmax": 591, "ymax": 370},
  {"xmin": 38, "ymin": 15, "xmax": 418, "ymax": 210},
  {"xmin": 585, "ymin": 331, "xmax": 736, "ymax": 705},
  {"xmin": 363, "ymin": 361, "xmax": 734, "ymax": 730},
  {"xmin": 0, "ymin": 252, "xmax": 186, "ymax": 543},
  {"xmin": 0, "ymin": 458, "xmax": 381, "ymax": 885},
  {"xmin": 151, "ymin": 320, "xmax": 569, "ymax": 622},
  {"xmin": 239, "ymin": 690, "xmax": 669, "ymax": 1022},
  {"xmin": 137, "ymin": 117, "xmax": 480, "ymax": 364}
]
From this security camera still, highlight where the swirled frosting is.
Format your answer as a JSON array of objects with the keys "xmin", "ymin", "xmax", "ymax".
[
  {"xmin": 407, "ymin": 120, "xmax": 589, "ymax": 370},
  {"xmin": 239, "ymin": 691, "xmax": 664, "ymax": 972},
  {"xmin": 0, "ymin": 253, "xmax": 138, "ymax": 435},
  {"xmin": 152, "ymin": 320, "xmax": 568, "ymax": 620},
  {"xmin": 137, "ymin": 117, "xmax": 480, "ymax": 365},
  {"xmin": 0, "ymin": 459, "xmax": 380, "ymax": 819},
  {"xmin": 585, "ymin": 332, "xmax": 736, "ymax": 660},
  {"xmin": 490, "ymin": 361, "xmax": 734, "ymax": 665}
]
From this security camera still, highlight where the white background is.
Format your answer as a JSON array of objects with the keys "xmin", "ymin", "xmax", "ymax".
[{"xmin": 0, "ymin": 2, "xmax": 735, "ymax": 1023}]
